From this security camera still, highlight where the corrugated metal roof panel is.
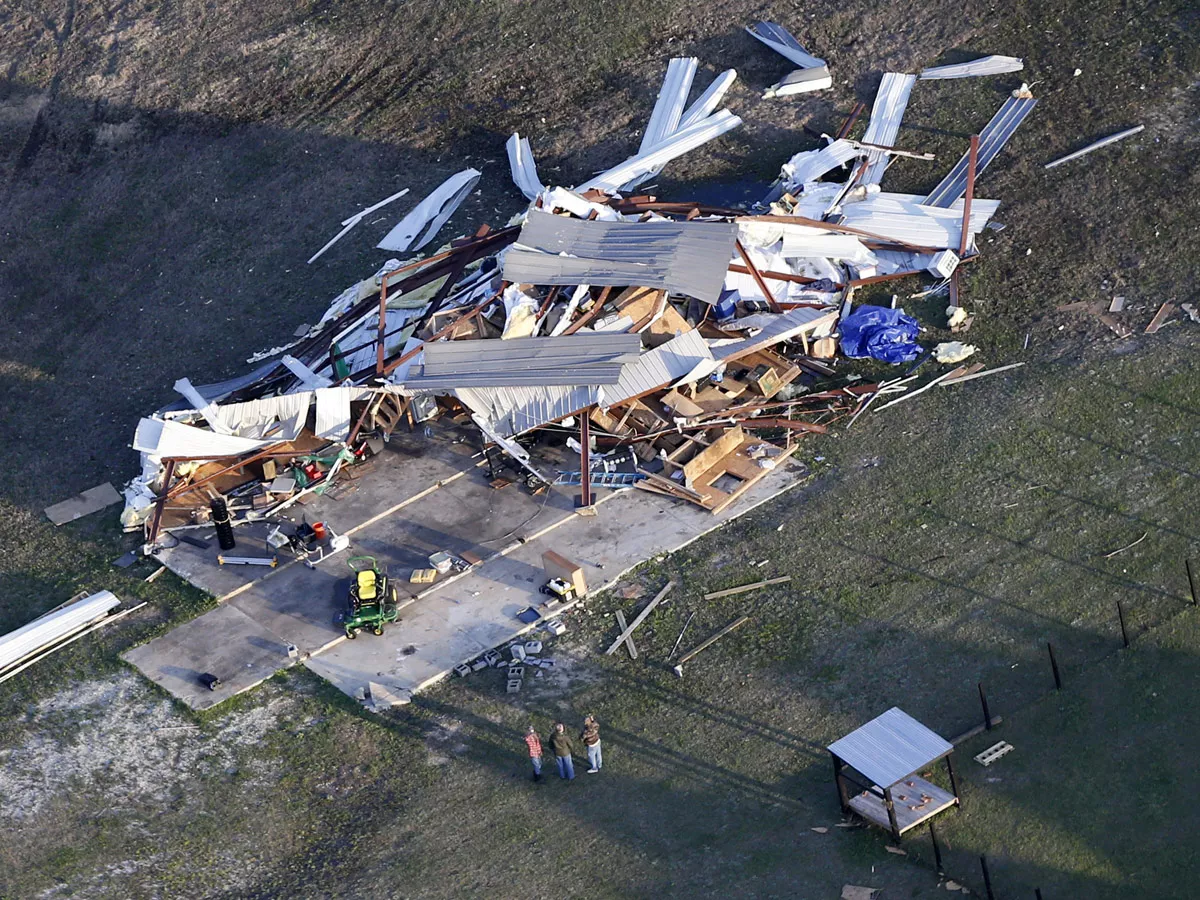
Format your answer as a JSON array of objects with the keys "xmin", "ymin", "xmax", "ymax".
[
  {"xmin": 423, "ymin": 334, "xmax": 641, "ymax": 374},
  {"xmin": 828, "ymin": 707, "xmax": 954, "ymax": 787},
  {"xmin": 602, "ymin": 329, "xmax": 713, "ymax": 407},
  {"xmin": 399, "ymin": 366, "xmax": 625, "ymax": 388},
  {"xmin": 623, "ymin": 57, "xmax": 698, "ymax": 190},
  {"xmin": 576, "ymin": 109, "xmax": 743, "ymax": 194},
  {"xmin": 838, "ymin": 195, "xmax": 1000, "ymax": 249},
  {"xmin": 503, "ymin": 212, "xmax": 738, "ymax": 305},
  {"xmin": 455, "ymin": 385, "xmax": 600, "ymax": 437},
  {"xmin": 0, "ymin": 591, "xmax": 122, "ymax": 671},
  {"xmin": 924, "ymin": 95, "xmax": 1037, "ymax": 207},
  {"xmin": 861, "ymin": 73, "xmax": 917, "ymax": 185}
]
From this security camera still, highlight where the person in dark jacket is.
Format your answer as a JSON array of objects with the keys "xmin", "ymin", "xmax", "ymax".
[
  {"xmin": 548, "ymin": 722, "xmax": 576, "ymax": 780},
  {"xmin": 581, "ymin": 715, "xmax": 602, "ymax": 773}
]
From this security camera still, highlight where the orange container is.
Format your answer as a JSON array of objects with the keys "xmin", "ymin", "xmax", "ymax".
[{"xmin": 312, "ymin": 522, "xmax": 328, "ymax": 541}]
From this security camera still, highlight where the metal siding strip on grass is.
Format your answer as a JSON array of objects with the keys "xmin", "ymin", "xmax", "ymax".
[{"xmin": 924, "ymin": 96, "xmax": 1038, "ymax": 207}]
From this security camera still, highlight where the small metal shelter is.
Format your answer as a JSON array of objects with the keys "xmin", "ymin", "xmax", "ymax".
[{"xmin": 827, "ymin": 707, "xmax": 959, "ymax": 841}]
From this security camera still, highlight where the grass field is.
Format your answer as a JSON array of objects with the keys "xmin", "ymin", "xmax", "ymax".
[{"xmin": 1, "ymin": 0, "xmax": 1198, "ymax": 897}]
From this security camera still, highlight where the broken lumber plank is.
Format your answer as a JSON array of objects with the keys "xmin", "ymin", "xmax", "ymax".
[
  {"xmin": 735, "ymin": 418, "xmax": 828, "ymax": 433},
  {"xmin": 1145, "ymin": 301, "xmax": 1174, "ymax": 334},
  {"xmin": 676, "ymin": 615, "xmax": 750, "ymax": 665},
  {"xmin": 938, "ymin": 361, "xmax": 1026, "ymax": 386},
  {"xmin": 703, "ymin": 576, "xmax": 791, "ymax": 600},
  {"xmin": 604, "ymin": 581, "xmax": 674, "ymax": 655},
  {"xmin": 874, "ymin": 369, "xmax": 962, "ymax": 410},
  {"xmin": 44, "ymin": 482, "xmax": 122, "ymax": 526},
  {"xmin": 614, "ymin": 610, "xmax": 638, "ymax": 659}
]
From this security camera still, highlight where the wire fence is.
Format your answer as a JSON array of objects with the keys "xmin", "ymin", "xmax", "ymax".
[{"xmin": 882, "ymin": 558, "xmax": 1199, "ymax": 899}]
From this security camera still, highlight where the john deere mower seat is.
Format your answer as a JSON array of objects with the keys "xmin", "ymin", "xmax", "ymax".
[{"xmin": 357, "ymin": 569, "xmax": 378, "ymax": 601}]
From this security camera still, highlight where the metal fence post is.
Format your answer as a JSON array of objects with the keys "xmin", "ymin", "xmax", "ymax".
[
  {"xmin": 1117, "ymin": 600, "xmax": 1130, "ymax": 648},
  {"xmin": 978, "ymin": 683, "xmax": 993, "ymax": 730}
]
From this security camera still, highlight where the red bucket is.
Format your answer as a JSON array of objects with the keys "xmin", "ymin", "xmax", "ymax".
[{"xmin": 312, "ymin": 522, "xmax": 328, "ymax": 541}]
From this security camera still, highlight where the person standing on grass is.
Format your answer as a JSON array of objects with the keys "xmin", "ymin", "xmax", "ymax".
[
  {"xmin": 524, "ymin": 725, "xmax": 544, "ymax": 782},
  {"xmin": 549, "ymin": 722, "xmax": 576, "ymax": 781},
  {"xmin": 581, "ymin": 715, "xmax": 602, "ymax": 773}
]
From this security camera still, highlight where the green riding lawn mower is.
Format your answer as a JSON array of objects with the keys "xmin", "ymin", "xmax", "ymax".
[{"xmin": 343, "ymin": 556, "xmax": 399, "ymax": 639}]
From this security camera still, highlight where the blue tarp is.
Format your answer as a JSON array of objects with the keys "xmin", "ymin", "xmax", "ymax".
[{"xmin": 839, "ymin": 305, "xmax": 922, "ymax": 363}]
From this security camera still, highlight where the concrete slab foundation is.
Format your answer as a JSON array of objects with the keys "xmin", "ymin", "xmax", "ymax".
[
  {"xmin": 124, "ymin": 421, "xmax": 807, "ymax": 710},
  {"xmin": 121, "ymin": 604, "xmax": 296, "ymax": 711}
]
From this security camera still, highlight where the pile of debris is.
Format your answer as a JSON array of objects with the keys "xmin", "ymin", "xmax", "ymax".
[{"xmin": 120, "ymin": 24, "xmax": 1040, "ymax": 552}]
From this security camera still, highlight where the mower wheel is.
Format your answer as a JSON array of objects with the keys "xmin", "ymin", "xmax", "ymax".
[
  {"xmin": 373, "ymin": 625, "xmax": 384, "ymax": 636},
  {"xmin": 539, "ymin": 585, "xmax": 551, "ymax": 595},
  {"xmin": 345, "ymin": 629, "xmax": 357, "ymax": 639}
]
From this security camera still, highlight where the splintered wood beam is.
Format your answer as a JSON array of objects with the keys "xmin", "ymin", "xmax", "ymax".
[
  {"xmin": 579, "ymin": 411, "xmax": 592, "ymax": 508},
  {"xmin": 703, "ymin": 576, "xmax": 791, "ymax": 600},
  {"xmin": 735, "ymin": 240, "xmax": 782, "ymax": 312},
  {"xmin": 562, "ymin": 286, "xmax": 614, "ymax": 336},
  {"xmin": 380, "ymin": 288, "xmax": 505, "ymax": 376},
  {"xmin": 727, "ymin": 263, "xmax": 844, "ymax": 289}
]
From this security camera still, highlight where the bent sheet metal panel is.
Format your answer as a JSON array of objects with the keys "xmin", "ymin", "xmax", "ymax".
[
  {"xmin": 924, "ymin": 96, "xmax": 1038, "ymax": 207},
  {"xmin": 623, "ymin": 57, "xmax": 699, "ymax": 189},
  {"xmin": 860, "ymin": 73, "xmax": 918, "ymax": 185},
  {"xmin": 503, "ymin": 211, "xmax": 738, "ymax": 305},
  {"xmin": 920, "ymin": 55, "xmax": 1024, "ymax": 80},
  {"xmin": 422, "ymin": 334, "xmax": 642, "ymax": 374},
  {"xmin": 827, "ymin": 706, "xmax": 954, "ymax": 788},
  {"xmin": 576, "ymin": 109, "xmax": 742, "ymax": 194},
  {"xmin": 838, "ymin": 195, "xmax": 1000, "ymax": 249},
  {"xmin": 745, "ymin": 21, "xmax": 826, "ymax": 69},
  {"xmin": 456, "ymin": 384, "xmax": 601, "ymax": 437}
]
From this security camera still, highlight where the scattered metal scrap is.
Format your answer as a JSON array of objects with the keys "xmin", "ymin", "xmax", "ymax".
[
  {"xmin": 746, "ymin": 21, "xmax": 832, "ymax": 97},
  {"xmin": 1044, "ymin": 124, "xmax": 1145, "ymax": 170}
]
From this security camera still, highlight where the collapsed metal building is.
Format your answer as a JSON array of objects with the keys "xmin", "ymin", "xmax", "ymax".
[{"xmin": 120, "ymin": 27, "xmax": 1035, "ymax": 550}]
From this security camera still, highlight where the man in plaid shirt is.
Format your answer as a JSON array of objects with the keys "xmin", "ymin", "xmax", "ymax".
[{"xmin": 524, "ymin": 725, "xmax": 544, "ymax": 782}]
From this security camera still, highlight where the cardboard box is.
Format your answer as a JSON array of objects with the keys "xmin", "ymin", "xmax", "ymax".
[{"xmin": 541, "ymin": 550, "xmax": 587, "ymax": 597}]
